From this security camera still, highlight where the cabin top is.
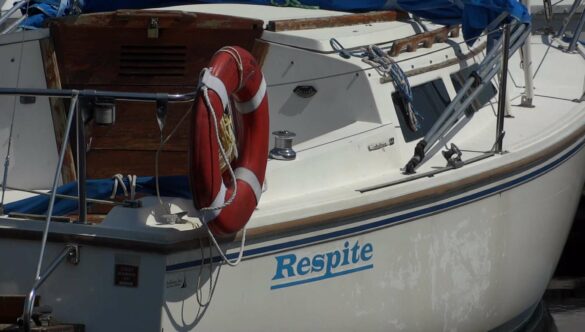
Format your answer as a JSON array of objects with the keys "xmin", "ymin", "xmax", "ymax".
[{"xmin": 155, "ymin": 4, "xmax": 412, "ymax": 51}]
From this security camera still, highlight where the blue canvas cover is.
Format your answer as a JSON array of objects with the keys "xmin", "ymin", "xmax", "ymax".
[
  {"xmin": 22, "ymin": 0, "xmax": 529, "ymax": 41},
  {"xmin": 4, "ymin": 176, "xmax": 192, "ymax": 216}
]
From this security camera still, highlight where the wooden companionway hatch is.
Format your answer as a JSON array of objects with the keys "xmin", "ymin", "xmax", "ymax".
[{"xmin": 42, "ymin": 10, "xmax": 264, "ymax": 183}]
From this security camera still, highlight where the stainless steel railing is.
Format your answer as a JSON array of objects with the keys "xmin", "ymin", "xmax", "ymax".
[
  {"xmin": 22, "ymin": 244, "xmax": 79, "ymax": 331},
  {"xmin": 402, "ymin": 19, "xmax": 531, "ymax": 174},
  {"xmin": 0, "ymin": 0, "xmax": 28, "ymax": 33},
  {"xmin": 0, "ymin": 87, "xmax": 196, "ymax": 330}
]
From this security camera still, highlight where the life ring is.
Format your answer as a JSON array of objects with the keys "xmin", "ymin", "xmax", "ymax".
[{"xmin": 190, "ymin": 46, "xmax": 269, "ymax": 236}]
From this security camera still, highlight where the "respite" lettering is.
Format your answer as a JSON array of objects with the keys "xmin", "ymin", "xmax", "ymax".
[{"xmin": 272, "ymin": 241, "xmax": 374, "ymax": 281}]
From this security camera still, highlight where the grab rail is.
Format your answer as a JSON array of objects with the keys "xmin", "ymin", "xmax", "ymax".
[{"xmin": 22, "ymin": 244, "xmax": 79, "ymax": 331}]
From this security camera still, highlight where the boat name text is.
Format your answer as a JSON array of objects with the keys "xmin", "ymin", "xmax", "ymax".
[{"xmin": 270, "ymin": 240, "xmax": 374, "ymax": 290}]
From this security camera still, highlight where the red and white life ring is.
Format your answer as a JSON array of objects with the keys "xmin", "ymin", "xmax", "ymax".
[{"xmin": 190, "ymin": 46, "xmax": 269, "ymax": 236}]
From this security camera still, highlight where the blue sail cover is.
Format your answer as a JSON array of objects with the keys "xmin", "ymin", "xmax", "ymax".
[
  {"xmin": 4, "ymin": 176, "xmax": 192, "ymax": 216},
  {"xmin": 22, "ymin": 0, "xmax": 529, "ymax": 41}
]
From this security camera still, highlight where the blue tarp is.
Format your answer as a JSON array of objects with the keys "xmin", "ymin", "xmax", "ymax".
[
  {"xmin": 21, "ymin": 0, "xmax": 530, "ymax": 41},
  {"xmin": 20, "ymin": 0, "xmax": 71, "ymax": 29},
  {"xmin": 4, "ymin": 176, "xmax": 192, "ymax": 216}
]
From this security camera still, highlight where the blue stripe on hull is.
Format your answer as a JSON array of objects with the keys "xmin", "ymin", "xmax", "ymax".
[
  {"xmin": 166, "ymin": 138, "xmax": 585, "ymax": 272},
  {"xmin": 270, "ymin": 264, "xmax": 374, "ymax": 290}
]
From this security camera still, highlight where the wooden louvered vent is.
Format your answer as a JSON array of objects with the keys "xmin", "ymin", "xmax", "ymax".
[{"xmin": 119, "ymin": 45, "xmax": 187, "ymax": 77}]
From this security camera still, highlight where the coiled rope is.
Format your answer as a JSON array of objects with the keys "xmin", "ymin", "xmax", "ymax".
[{"xmin": 330, "ymin": 38, "xmax": 421, "ymax": 131}]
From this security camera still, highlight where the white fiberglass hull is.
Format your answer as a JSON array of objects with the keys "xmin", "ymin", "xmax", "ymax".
[
  {"xmin": 161, "ymin": 139, "xmax": 585, "ymax": 332},
  {"xmin": 2, "ymin": 136, "xmax": 581, "ymax": 331}
]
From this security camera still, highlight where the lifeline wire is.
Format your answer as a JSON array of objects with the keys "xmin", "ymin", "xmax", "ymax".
[{"xmin": 196, "ymin": 236, "xmax": 214, "ymax": 307}]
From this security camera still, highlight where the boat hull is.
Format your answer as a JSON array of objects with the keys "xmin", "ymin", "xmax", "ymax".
[
  {"xmin": 0, "ymin": 138, "xmax": 583, "ymax": 331},
  {"xmin": 161, "ymin": 138, "xmax": 585, "ymax": 331}
]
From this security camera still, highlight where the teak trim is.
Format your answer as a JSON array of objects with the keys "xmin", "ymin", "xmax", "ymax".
[
  {"xmin": 266, "ymin": 11, "xmax": 409, "ymax": 32},
  {"xmin": 40, "ymin": 38, "xmax": 77, "ymax": 184},
  {"xmin": 2, "ymin": 125, "xmax": 583, "ymax": 254},
  {"xmin": 379, "ymin": 41, "xmax": 487, "ymax": 83},
  {"xmin": 389, "ymin": 25, "xmax": 461, "ymax": 57},
  {"xmin": 244, "ymin": 125, "xmax": 585, "ymax": 240}
]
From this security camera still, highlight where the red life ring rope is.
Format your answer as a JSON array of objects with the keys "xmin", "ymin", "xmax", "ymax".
[{"xmin": 190, "ymin": 46, "xmax": 269, "ymax": 236}]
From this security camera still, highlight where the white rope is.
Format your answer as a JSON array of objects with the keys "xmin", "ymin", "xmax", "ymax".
[
  {"xmin": 217, "ymin": 47, "xmax": 244, "ymax": 91},
  {"xmin": 199, "ymin": 86, "xmax": 246, "ymax": 267},
  {"xmin": 197, "ymin": 47, "xmax": 250, "ymax": 266},
  {"xmin": 205, "ymin": 223, "xmax": 247, "ymax": 267},
  {"xmin": 128, "ymin": 174, "xmax": 137, "ymax": 200},
  {"xmin": 195, "ymin": 236, "xmax": 214, "ymax": 307},
  {"xmin": 362, "ymin": 45, "xmax": 422, "ymax": 131},
  {"xmin": 110, "ymin": 174, "xmax": 128, "ymax": 199},
  {"xmin": 109, "ymin": 174, "xmax": 137, "ymax": 200},
  {"xmin": 200, "ymin": 87, "xmax": 238, "ymax": 212}
]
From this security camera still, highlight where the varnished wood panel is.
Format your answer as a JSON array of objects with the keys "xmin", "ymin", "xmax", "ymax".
[
  {"xmin": 86, "ymin": 150, "xmax": 188, "ymax": 179},
  {"xmin": 47, "ymin": 10, "xmax": 263, "ymax": 179},
  {"xmin": 40, "ymin": 38, "xmax": 77, "ymax": 183},
  {"xmin": 50, "ymin": 10, "xmax": 263, "ymax": 87}
]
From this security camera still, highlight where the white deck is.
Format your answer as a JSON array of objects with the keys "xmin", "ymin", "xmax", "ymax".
[{"xmin": 0, "ymin": 6, "xmax": 582, "ymax": 240}]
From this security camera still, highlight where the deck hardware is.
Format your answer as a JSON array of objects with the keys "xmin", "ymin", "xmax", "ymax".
[
  {"xmin": 67, "ymin": 244, "xmax": 80, "ymax": 265},
  {"xmin": 148, "ymin": 17, "xmax": 160, "ymax": 39},
  {"xmin": 93, "ymin": 98, "xmax": 116, "ymax": 125},
  {"xmin": 270, "ymin": 130, "xmax": 296, "ymax": 161},
  {"xmin": 293, "ymin": 85, "xmax": 317, "ymax": 98},
  {"xmin": 557, "ymin": 0, "xmax": 582, "ymax": 39},
  {"xmin": 19, "ymin": 96, "xmax": 36, "ymax": 104},
  {"xmin": 22, "ymin": 244, "xmax": 80, "ymax": 332},
  {"xmin": 519, "ymin": 0, "xmax": 534, "ymax": 108},
  {"xmin": 496, "ymin": 24, "xmax": 511, "ymax": 154},
  {"xmin": 403, "ymin": 19, "xmax": 529, "ymax": 173},
  {"xmin": 568, "ymin": 8, "xmax": 585, "ymax": 53},
  {"xmin": 442, "ymin": 143, "xmax": 464, "ymax": 168},
  {"xmin": 156, "ymin": 96, "xmax": 168, "ymax": 132},
  {"xmin": 368, "ymin": 138, "xmax": 395, "ymax": 151},
  {"xmin": 360, "ymin": 152, "xmax": 495, "ymax": 193},
  {"xmin": 123, "ymin": 199, "xmax": 143, "ymax": 208},
  {"xmin": 31, "ymin": 305, "xmax": 53, "ymax": 327},
  {"xmin": 160, "ymin": 211, "xmax": 189, "ymax": 225}
]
